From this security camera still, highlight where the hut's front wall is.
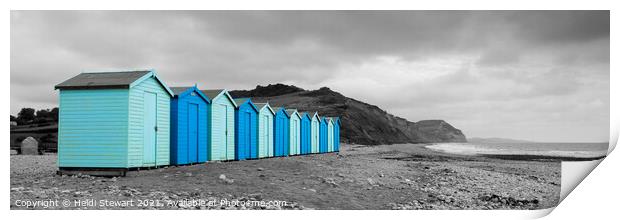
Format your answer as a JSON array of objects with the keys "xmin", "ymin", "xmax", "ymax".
[
  {"xmin": 289, "ymin": 115, "xmax": 301, "ymax": 155},
  {"xmin": 58, "ymin": 89, "xmax": 129, "ymax": 168},
  {"xmin": 300, "ymin": 117, "xmax": 311, "ymax": 154},
  {"xmin": 257, "ymin": 108, "xmax": 274, "ymax": 158},
  {"xmin": 128, "ymin": 77, "xmax": 171, "ymax": 167},
  {"xmin": 327, "ymin": 121, "xmax": 334, "ymax": 152},
  {"xmin": 171, "ymin": 91, "xmax": 209, "ymax": 165},
  {"xmin": 319, "ymin": 120, "xmax": 328, "ymax": 153},
  {"xmin": 273, "ymin": 112, "xmax": 290, "ymax": 157},
  {"xmin": 311, "ymin": 117, "xmax": 319, "ymax": 153},
  {"xmin": 235, "ymin": 103, "xmax": 257, "ymax": 160},
  {"xmin": 334, "ymin": 121, "xmax": 340, "ymax": 152},
  {"xmin": 209, "ymin": 95, "xmax": 235, "ymax": 161}
]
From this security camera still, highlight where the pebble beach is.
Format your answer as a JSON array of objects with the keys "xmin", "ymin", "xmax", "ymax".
[{"xmin": 10, "ymin": 143, "xmax": 560, "ymax": 210}]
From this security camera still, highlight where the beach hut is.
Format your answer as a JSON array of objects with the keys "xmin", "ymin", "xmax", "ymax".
[
  {"xmin": 333, "ymin": 117, "xmax": 341, "ymax": 152},
  {"xmin": 55, "ymin": 70, "xmax": 173, "ymax": 170},
  {"xmin": 310, "ymin": 112, "xmax": 320, "ymax": 154},
  {"xmin": 299, "ymin": 112, "xmax": 312, "ymax": 155},
  {"xmin": 319, "ymin": 117, "xmax": 328, "ymax": 153},
  {"xmin": 327, "ymin": 117, "xmax": 335, "ymax": 152},
  {"xmin": 170, "ymin": 86, "xmax": 210, "ymax": 165},
  {"xmin": 255, "ymin": 103, "xmax": 275, "ymax": 158},
  {"xmin": 286, "ymin": 109, "xmax": 302, "ymax": 156},
  {"xmin": 201, "ymin": 89, "xmax": 237, "ymax": 161},
  {"xmin": 273, "ymin": 107, "xmax": 290, "ymax": 157},
  {"xmin": 233, "ymin": 98, "xmax": 259, "ymax": 160}
]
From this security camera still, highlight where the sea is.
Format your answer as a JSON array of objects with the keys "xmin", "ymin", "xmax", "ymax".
[{"xmin": 425, "ymin": 142, "xmax": 609, "ymax": 159}]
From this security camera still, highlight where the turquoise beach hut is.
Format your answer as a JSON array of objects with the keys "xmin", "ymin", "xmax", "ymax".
[
  {"xmin": 201, "ymin": 89, "xmax": 237, "ymax": 161},
  {"xmin": 299, "ymin": 112, "xmax": 312, "ymax": 155},
  {"xmin": 286, "ymin": 109, "xmax": 301, "ymax": 155},
  {"xmin": 332, "ymin": 117, "xmax": 341, "ymax": 152},
  {"xmin": 233, "ymin": 98, "xmax": 259, "ymax": 160},
  {"xmin": 319, "ymin": 116, "xmax": 328, "ymax": 153},
  {"xmin": 170, "ymin": 86, "xmax": 210, "ymax": 165},
  {"xmin": 55, "ymin": 70, "xmax": 173, "ymax": 169},
  {"xmin": 255, "ymin": 103, "xmax": 275, "ymax": 158},
  {"xmin": 310, "ymin": 112, "xmax": 320, "ymax": 154},
  {"xmin": 273, "ymin": 107, "xmax": 290, "ymax": 157},
  {"xmin": 327, "ymin": 117, "xmax": 335, "ymax": 152}
]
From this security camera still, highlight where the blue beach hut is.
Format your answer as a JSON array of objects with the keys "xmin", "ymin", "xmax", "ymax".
[
  {"xmin": 233, "ymin": 98, "xmax": 259, "ymax": 160},
  {"xmin": 55, "ymin": 70, "xmax": 173, "ymax": 169},
  {"xmin": 255, "ymin": 103, "xmax": 275, "ymax": 158},
  {"xmin": 273, "ymin": 107, "xmax": 290, "ymax": 157},
  {"xmin": 319, "ymin": 116, "xmax": 328, "ymax": 153},
  {"xmin": 286, "ymin": 109, "xmax": 301, "ymax": 156},
  {"xmin": 299, "ymin": 112, "xmax": 312, "ymax": 155},
  {"xmin": 333, "ymin": 117, "xmax": 341, "ymax": 152},
  {"xmin": 201, "ymin": 89, "xmax": 237, "ymax": 161},
  {"xmin": 170, "ymin": 86, "xmax": 210, "ymax": 165}
]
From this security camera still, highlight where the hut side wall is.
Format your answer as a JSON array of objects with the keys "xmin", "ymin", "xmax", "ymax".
[{"xmin": 58, "ymin": 89, "xmax": 129, "ymax": 168}]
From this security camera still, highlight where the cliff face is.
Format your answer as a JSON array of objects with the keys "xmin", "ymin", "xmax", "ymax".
[{"xmin": 230, "ymin": 84, "xmax": 467, "ymax": 145}]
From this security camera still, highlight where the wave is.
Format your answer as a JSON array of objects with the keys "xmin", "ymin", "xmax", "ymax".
[{"xmin": 425, "ymin": 143, "xmax": 607, "ymax": 159}]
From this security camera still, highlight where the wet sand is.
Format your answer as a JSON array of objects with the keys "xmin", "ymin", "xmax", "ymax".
[{"xmin": 10, "ymin": 143, "xmax": 560, "ymax": 210}]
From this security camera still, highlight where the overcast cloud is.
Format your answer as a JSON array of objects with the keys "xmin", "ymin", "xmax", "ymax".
[{"xmin": 10, "ymin": 11, "xmax": 609, "ymax": 142}]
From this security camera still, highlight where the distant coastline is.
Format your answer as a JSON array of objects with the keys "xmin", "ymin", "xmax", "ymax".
[
  {"xmin": 467, "ymin": 137, "xmax": 534, "ymax": 144},
  {"xmin": 425, "ymin": 142, "xmax": 608, "ymax": 162}
]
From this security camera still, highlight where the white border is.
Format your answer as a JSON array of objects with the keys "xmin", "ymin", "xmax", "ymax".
[{"xmin": 4, "ymin": 1, "xmax": 617, "ymax": 219}]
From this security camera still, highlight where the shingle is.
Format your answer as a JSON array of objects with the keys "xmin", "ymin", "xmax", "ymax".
[{"xmin": 55, "ymin": 70, "xmax": 151, "ymax": 89}]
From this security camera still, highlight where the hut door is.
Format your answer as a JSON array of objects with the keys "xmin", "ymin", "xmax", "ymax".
[
  {"xmin": 223, "ymin": 105, "xmax": 229, "ymax": 158},
  {"xmin": 276, "ymin": 119, "xmax": 283, "ymax": 156},
  {"xmin": 293, "ymin": 121, "xmax": 298, "ymax": 153},
  {"xmin": 245, "ymin": 112, "xmax": 252, "ymax": 158},
  {"xmin": 188, "ymin": 103, "xmax": 199, "ymax": 163},
  {"xmin": 143, "ymin": 92, "xmax": 157, "ymax": 165},
  {"xmin": 262, "ymin": 115, "xmax": 268, "ymax": 155}
]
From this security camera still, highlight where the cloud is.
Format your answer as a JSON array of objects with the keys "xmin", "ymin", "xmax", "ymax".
[{"xmin": 10, "ymin": 10, "xmax": 609, "ymax": 142}]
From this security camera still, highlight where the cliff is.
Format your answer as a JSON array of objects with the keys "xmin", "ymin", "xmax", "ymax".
[{"xmin": 230, "ymin": 84, "xmax": 467, "ymax": 145}]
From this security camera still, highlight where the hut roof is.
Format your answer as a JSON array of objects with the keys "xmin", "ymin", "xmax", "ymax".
[
  {"xmin": 254, "ymin": 103, "xmax": 275, "ymax": 115},
  {"xmin": 55, "ymin": 70, "xmax": 173, "ymax": 96},
  {"xmin": 170, "ymin": 86, "xmax": 210, "ymax": 103},
  {"xmin": 233, "ymin": 98, "xmax": 250, "ymax": 106},
  {"xmin": 200, "ymin": 89, "xmax": 225, "ymax": 100},
  {"xmin": 170, "ymin": 87, "xmax": 193, "ymax": 96},
  {"xmin": 55, "ymin": 70, "xmax": 151, "ymax": 89}
]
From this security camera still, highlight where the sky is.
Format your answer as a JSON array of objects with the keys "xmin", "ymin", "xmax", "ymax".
[{"xmin": 10, "ymin": 11, "xmax": 610, "ymax": 142}]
